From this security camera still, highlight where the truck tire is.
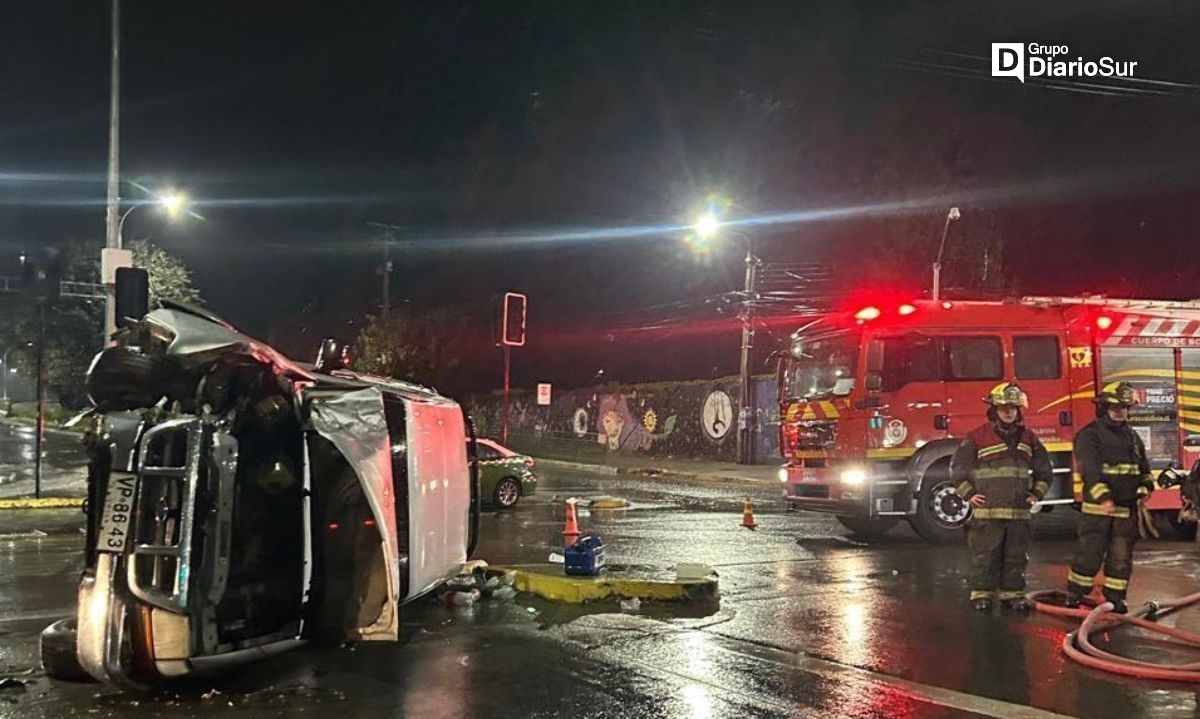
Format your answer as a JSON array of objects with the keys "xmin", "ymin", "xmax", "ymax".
[
  {"xmin": 836, "ymin": 516, "xmax": 899, "ymax": 538},
  {"xmin": 908, "ymin": 459, "xmax": 969, "ymax": 544},
  {"xmin": 40, "ymin": 618, "xmax": 93, "ymax": 682}
]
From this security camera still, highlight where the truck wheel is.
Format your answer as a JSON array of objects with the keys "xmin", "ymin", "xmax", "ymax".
[
  {"xmin": 836, "ymin": 516, "xmax": 899, "ymax": 538},
  {"xmin": 41, "ymin": 618, "xmax": 93, "ymax": 682},
  {"xmin": 908, "ymin": 460, "xmax": 968, "ymax": 544}
]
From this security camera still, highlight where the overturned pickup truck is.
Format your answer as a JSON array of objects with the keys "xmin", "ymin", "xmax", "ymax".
[{"xmin": 53, "ymin": 303, "xmax": 479, "ymax": 686}]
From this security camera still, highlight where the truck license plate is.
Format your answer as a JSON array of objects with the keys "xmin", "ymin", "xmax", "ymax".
[{"xmin": 96, "ymin": 473, "xmax": 137, "ymax": 554}]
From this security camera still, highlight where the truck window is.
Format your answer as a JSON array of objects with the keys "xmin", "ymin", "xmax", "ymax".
[
  {"xmin": 878, "ymin": 335, "xmax": 938, "ymax": 392},
  {"xmin": 943, "ymin": 336, "xmax": 1003, "ymax": 381},
  {"xmin": 1014, "ymin": 336, "xmax": 1061, "ymax": 380}
]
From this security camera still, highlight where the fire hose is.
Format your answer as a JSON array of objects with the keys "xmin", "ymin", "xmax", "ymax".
[{"xmin": 1027, "ymin": 589, "xmax": 1200, "ymax": 682}]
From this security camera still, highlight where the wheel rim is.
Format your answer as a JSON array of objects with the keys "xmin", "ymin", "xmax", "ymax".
[
  {"xmin": 929, "ymin": 481, "xmax": 970, "ymax": 528},
  {"xmin": 497, "ymin": 481, "xmax": 519, "ymax": 506}
]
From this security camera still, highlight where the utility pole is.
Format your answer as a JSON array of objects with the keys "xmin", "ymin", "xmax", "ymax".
[
  {"xmin": 502, "ymin": 344, "xmax": 511, "ymax": 444},
  {"xmin": 737, "ymin": 243, "xmax": 759, "ymax": 465},
  {"xmin": 103, "ymin": 0, "xmax": 122, "ymax": 345}
]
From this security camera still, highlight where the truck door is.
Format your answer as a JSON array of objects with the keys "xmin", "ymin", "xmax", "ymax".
[
  {"xmin": 1011, "ymin": 333, "xmax": 1070, "ymax": 439},
  {"xmin": 940, "ymin": 334, "xmax": 1006, "ymax": 437},
  {"xmin": 871, "ymin": 332, "xmax": 946, "ymax": 452}
]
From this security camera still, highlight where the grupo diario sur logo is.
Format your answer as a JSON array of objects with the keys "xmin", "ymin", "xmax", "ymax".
[{"xmin": 991, "ymin": 43, "xmax": 1139, "ymax": 83}]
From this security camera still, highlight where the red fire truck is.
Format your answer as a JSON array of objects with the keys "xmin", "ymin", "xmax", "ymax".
[{"xmin": 777, "ymin": 296, "xmax": 1200, "ymax": 543}]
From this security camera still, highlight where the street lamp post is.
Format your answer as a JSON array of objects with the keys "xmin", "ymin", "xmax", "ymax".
[
  {"xmin": 103, "ymin": 192, "xmax": 189, "ymax": 342},
  {"xmin": 694, "ymin": 211, "xmax": 760, "ymax": 465}
]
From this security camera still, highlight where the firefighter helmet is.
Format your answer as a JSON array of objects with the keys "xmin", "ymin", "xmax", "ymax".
[
  {"xmin": 984, "ymin": 382, "xmax": 1028, "ymax": 408},
  {"xmin": 1095, "ymin": 381, "xmax": 1137, "ymax": 407}
]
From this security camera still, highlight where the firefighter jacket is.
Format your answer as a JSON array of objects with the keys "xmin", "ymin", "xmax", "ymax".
[
  {"xmin": 951, "ymin": 422, "xmax": 1053, "ymax": 520},
  {"xmin": 1074, "ymin": 417, "xmax": 1154, "ymax": 518}
]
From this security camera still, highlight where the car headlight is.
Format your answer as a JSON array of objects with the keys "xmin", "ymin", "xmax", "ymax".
[
  {"xmin": 778, "ymin": 468, "xmax": 789, "ymax": 483},
  {"xmin": 840, "ymin": 468, "xmax": 868, "ymax": 486}
]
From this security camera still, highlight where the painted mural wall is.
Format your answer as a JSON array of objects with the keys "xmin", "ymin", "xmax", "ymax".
[{"xmin": 469, "ymin": 375, "xmax": 780, "ymax": 464}]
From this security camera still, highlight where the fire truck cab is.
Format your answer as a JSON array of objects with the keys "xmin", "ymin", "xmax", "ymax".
[{"xmin": 778, "ymin": 296, "xmax": 1200, "ymax": 543}]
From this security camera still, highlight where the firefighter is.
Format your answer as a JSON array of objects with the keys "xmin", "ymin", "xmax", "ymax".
[
  {"xmin": 952, "ymin": 382, "xmax": 1053, "ymax": 612},
  {"xmin": 1065, "ymin": 381, "xmax": 1154, "ymax": 613}
]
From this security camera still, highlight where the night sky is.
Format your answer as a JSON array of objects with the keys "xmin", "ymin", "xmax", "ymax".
[{"xmin": 3, "ymin": 2, "xmax": 1200, "ymax": 393}]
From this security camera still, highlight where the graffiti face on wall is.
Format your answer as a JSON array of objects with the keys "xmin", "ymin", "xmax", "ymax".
[
  {"xmin": 702, "ymin": 389, "xmax": 734, "ymax": 443},
  {"xmin": 596, "ymin": 393, "xmax": 676, "ymax": 452}
]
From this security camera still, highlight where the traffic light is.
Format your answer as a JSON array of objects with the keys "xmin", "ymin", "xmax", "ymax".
[
  {"xmin": 501, "ymin": 292, "xmax": 527, "ymax": 347},
  {"xmin": 114, "ymin": 267, "xmax": 150, "ymax": 326},
  {"xmin": 20, "ymin": 248, "xmax": 63, "ymax": 304}
]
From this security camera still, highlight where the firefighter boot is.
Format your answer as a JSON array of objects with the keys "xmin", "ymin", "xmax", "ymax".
[{"xmin": 1002, "ymin": 596, "xmax": 1033, "ymax": 613}]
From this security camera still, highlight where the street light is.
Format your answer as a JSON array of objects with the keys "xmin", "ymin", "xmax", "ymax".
[
  {"xmin": 931, "ymin": 206, "xmax": 961, "ymax": 302},
  {"xmin": 694, "ymin": 211, "xmax": 721, "ymax": 241},
  {"xmin": 117, "ymin": 190, "xmax": 190, "ymax": 245}
]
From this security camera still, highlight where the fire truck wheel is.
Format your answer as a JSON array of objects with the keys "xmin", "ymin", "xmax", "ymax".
[
  {"xmin": 908, "ymin": 461, "xmax": 968, "ymax": 544},
  {"xmin": 835, "ymin": 516, "xmax": 898, "ymax": 538}
]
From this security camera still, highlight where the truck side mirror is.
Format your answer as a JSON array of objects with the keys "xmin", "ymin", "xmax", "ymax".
[{"xmin": 866, "ymin": 340, "xmax": 884, "ymax": 372}]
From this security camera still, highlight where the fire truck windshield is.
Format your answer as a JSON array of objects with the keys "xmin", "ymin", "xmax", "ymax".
[{"xmin": 783, "ymin": 334, "xmax": 859, "ymax": 400}]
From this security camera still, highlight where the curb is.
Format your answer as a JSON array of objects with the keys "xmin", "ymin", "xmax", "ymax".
[
  {"xmin": 534, "ymin": 458, "xmax": 618, "ymax": 475},
  {"xmin": 0, "ymin": 497, "xmax": 85, "ymax": 510},
  {"xmin": 493, "ymin": 565, "xmax": 719, "ymax": 604},
  {"xmin": 533, "ymin": 457, "xmax": 777, "ymax": 487}
]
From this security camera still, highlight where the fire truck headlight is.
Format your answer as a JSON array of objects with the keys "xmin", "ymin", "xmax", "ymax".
[
  {"xmin": 778, "ymin": 468, "xmax": 789, "ymax": 483},
  {"xmin": 840, "ymin": 468, "xmax": 868, "ymax": 486}
]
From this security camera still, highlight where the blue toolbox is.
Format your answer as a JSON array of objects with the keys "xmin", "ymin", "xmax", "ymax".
[{"xmin": 564, "ymin": 536, "xmax": 606, "ymax": 576}]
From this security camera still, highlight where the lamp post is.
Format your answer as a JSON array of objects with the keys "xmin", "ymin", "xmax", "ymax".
[
  {"xmin": 694, "ymin": 211, "xmax": 760, "ymax": 465},
  {"xmin": 104, "ymin": 191, "xmax": 189, "ymax": 342},
  {"xmin": 931, "ymin": 206, "xmax": 961, "ymax": 302}
]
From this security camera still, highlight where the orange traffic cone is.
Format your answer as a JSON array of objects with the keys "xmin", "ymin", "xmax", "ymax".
[
  {"xmin": 562, "ymin": 499, "xmax": 581, "ymax": 546},
  {"xmin": 741, "ymin": 497, "xmax": 758, "ymax": 530}
]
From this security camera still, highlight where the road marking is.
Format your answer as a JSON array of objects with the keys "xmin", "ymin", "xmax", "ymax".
[{"xmin": 0, "ymin": 497, "xmax": 83, "ymax": 510}]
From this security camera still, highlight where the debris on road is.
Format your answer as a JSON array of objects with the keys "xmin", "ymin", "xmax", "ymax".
[{"xmin": 619, "ymin": 597, "xmax": 641, "ymax": 614}]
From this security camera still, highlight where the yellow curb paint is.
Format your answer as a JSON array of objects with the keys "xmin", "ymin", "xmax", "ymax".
[
  {"xmin": 0, "ymin": 497, "xmax": 84, "ymax": 510},
  {"xmin": 494, "ymin": 566, "xmax": 718, "ymax": 604}
]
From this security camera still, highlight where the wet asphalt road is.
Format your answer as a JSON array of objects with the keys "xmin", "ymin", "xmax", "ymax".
[
  {"xmin": 0, "ymin": 422, "xmax": 89, "ymax": 499},
  {"xmin": 4, "ymin": 463, "xmax": 1200, "ymax": 718}
]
